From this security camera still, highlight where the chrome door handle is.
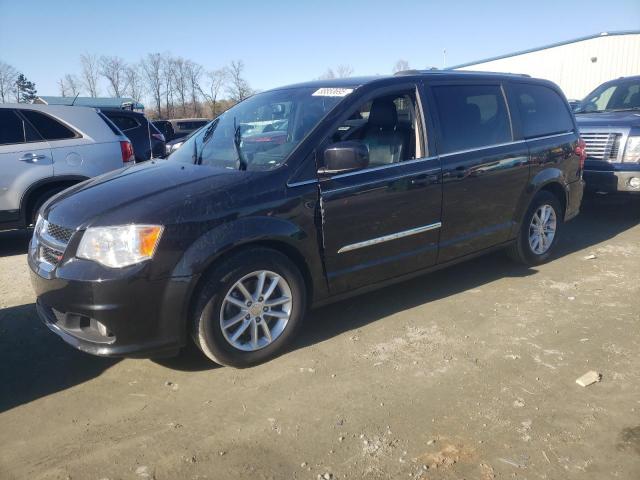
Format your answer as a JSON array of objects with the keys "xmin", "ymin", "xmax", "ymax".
[{"xmin": 19, "ymin": 153, "xmax": 47, "ymax": 163}]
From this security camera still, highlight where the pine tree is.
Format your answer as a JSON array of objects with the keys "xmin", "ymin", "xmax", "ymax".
[{"xmin": 15, "ymin": 73, "xmax": 37, "ymax": 103}]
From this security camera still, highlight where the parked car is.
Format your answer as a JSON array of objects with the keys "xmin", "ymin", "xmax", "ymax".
[
  {"xmin": 153, "ymin": 118, "xmax": 209, "ymax": 142},
  {"xmin": 165, "ymin": 125, "xmax": 208, "ymax": 155},
  {"xmin": 0, "ymin": 104, "xmax": 134, "ymax": 231},
  {"xmin": 29, "ymin": 72, "xmax": 584, "ymax": 367},
  {"xmin": 574, "ymin": 75, "xmax": 640, "ymax": 194},
  {"xmin": 101, "ymin": 109, "xmax": 166, "ymax": 161}
]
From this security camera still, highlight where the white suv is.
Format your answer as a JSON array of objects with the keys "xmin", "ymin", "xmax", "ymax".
[{"xmin": 0, "ymin": 104, "xmax": 134, "ymax": 230}]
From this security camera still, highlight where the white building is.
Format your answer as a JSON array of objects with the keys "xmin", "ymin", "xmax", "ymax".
[{"xmin": 452, "ymin": 31, "xmax": 640, "ymax": 100}]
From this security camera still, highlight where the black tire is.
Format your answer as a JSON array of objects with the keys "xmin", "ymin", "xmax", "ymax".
[
  {"xmin": 507, "ymin": 191, "xmax": 563, "ymax": 266},
  {"xmin": 29, "ymin": 187, "xmax": 66, "ymax": 226},
  {"xmin": 191, "ymin": 247, "xmax": 307, "ymax": 367}
]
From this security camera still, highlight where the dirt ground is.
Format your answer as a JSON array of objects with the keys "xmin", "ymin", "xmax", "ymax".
[{"xmin": 1, "ymin": 196, "xmax": 639, "ymax": 480}]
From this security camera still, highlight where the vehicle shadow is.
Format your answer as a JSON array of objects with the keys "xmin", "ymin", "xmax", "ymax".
[
  {"xmin": 292, "ymin": 196, "xmax": 640, "ymax": 354},
  {"xmin": 0, "ymin": 230, "xmax": 30, "ymax": 257},
  {"xmin": 0, "ymin": 303, "xmax": 119, "ymax": 414},
  {"xmin": 152, "ymin": 341, "xmax": 222, "ymax": 372}
]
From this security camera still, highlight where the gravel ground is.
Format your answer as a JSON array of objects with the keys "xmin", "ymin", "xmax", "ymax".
[{"xmin": 1, "ymin": 196, "xmax": 639, "ymax": 480}]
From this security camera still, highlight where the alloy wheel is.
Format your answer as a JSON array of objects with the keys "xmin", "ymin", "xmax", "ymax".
[
  {"xmin": 528, "ymin": 204, "xmax": 557, "ymax": 255},
  {"xmin": 219, "ymin": 270, "xmax": 292, "ymax": 351}
]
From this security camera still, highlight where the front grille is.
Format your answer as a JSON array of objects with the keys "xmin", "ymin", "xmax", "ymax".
[
  {"xmin": 46, "ymin": 222, "xmax": 75, "ymax": 244},
  {"xmin": 35, "ymin": 220, "xmax": 74, "ymax": 267},
  {"xmin": 582, "ymin": 132, "xmax": 622, "ymax": 161},
  {"xmin": 40, "ymin": 245, "xmax": 64, "ymax": 265}
]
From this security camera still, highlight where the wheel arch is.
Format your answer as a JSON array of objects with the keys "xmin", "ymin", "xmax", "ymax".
[
  {"xmin": 174, "ymin": 217, "xmax": 327, "ymax": 336},
  {"xmin": 512, "ymin": 168, "xmax": 569, "ymax": 236},
  {"xmin": 20, "ymin": 175, "xmax": 90, "ymax": 225}
]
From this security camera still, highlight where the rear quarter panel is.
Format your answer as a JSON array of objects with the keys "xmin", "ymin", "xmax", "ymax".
[{"xmin": 52, "ymin": 139, "xmax": 123, "ymax": 178}]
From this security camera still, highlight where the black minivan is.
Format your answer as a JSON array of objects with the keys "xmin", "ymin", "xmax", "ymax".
[{"xmin": 29, "ymin": 72, "xmax": 584, "ymax": 367}]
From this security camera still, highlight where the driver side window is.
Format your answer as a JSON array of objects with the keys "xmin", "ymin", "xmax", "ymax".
[{"xmin": 329, "ymin": 89, "xmax": 424, "ymax": 168}]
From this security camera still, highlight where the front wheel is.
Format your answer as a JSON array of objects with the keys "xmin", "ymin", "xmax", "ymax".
[
  {"xmin": 192, "ymin": 248, "xmax": 307, "ymax": 367},
  {"xmin": 507, "ymin": 191, "xmax": 563, "ymax": 266}
]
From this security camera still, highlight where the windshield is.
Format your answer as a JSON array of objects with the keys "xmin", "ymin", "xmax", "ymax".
[
  {"xmin": 577, "ymin": 79, "xmax": 640, "ymax": 113},
  {"xmin": 169, "ymin": 87, "xmax": 350, "ymax": 170}
]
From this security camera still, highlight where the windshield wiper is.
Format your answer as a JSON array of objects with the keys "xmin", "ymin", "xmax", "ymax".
[
  {"xmin": 233, "ymin": 117, "xmax": 248, "ymax": 171},
  {"xmin": 195, "ymin": 121, "xmax": 218, "ymax": 165}
]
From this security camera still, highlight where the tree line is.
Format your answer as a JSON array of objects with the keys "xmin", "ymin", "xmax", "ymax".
[
  {"xmin": 0, "ymin": 54, "xmax": 255, "ymax": 120},
  {"xmin": 0, "ymin": 56, "xmax": 421, "ymax": 120}
]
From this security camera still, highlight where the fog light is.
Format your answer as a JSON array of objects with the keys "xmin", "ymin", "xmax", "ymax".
[{"xmin": 629, "ymin": 177, "xmax": 640, "ymax": 189}]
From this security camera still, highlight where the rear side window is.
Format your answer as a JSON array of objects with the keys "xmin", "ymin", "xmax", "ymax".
[
  {"xmin": 0, "ymin": 110, "xmax": 26, "ymax": 145},
  {"xmin": 98, "ymin": 112, "xmax": 123, "ymax": 136},
  {"xmin": 512, "ymin": 84, "xmax": 574, "ymax": 138},
  {"xmin": 21, "ymin": 110, "xmax": 77, "ymax": 141},
  {"xmin": 108, "ymin": 115, "xmax": 140, "ymax": 131},
  {"xmin": 432, "ymin": 84, "xmax": 512, "ymax": 154},
  {"xmin": 0, "ymin": 110, "xmax": 42, "ymax": 145}
]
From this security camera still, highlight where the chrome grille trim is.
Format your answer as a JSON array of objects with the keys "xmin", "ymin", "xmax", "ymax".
[
  {"xmin": 35, "ymin": 219, "xmax": 75, "ymax": 267},
  {"xmin": 46, "ymin": 222, "xmax": 74, "ymax": 244},
  {"xmin": 579, "ymin": 127, "xmax": 630, "ymax": 163}
]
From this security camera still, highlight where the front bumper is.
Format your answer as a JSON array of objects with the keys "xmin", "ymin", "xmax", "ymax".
[
  {"xmin": 29, "ymin": 252, "xmax": 192, "ymax": 358},
  {"xmin": 583, "ymin": 161, "xmax": 640, "ymax": 194},
  {"xmin": 565, "ymin": 179, "xmax": 584, "ymax": 221}
]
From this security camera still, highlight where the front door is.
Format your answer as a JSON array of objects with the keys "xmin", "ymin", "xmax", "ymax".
[
  {"xmin": 0, "ymin": 109, "xmax": 52, "ymax": 224},
  {"xmin": 428, "ymin": 82, "xmax": 530, "ymax": 262},
  {"xmin": 319, "ymin": 86, "xmax": 442, "ymax": 294}
]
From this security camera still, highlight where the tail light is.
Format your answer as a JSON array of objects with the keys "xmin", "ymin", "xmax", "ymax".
[
  {"xmin": 120, "ymin": 141, "xmax": 135, "ymax": 163},
  {"xmin": 151, "ymin": 133, "xmax": 165, "ymax": 142},
  {"xmin": 575, "ymin": 137, "xmax": 587, "ymax": 170}
]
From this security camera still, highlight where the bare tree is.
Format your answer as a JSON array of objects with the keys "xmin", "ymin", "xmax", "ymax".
[
  {"xmin": 65, "ymin": 74, "xmax": 81, "ymax": 96},
  {"xmin": 142, "ymin": 53, "xmax": 163, "ymax": 117},
  {"xmin": 186, "ymin": 61, "xmax": 203, "ymax": 117},
  {"xmin": 99, "ymin": 55, "xmax": 128, "ymax": 97},
  {"xmin": 225, "ymin": 60, "xmax": 252, "ymax": 103},
  {"xmin": 335, "ymin": 64, "xmax": 354, "ymax": 78},
  {"xmin": 172, "ymin": 57, "xmax": 189, "ymax": 116},
  {"xmin": 200, "ymin": 69, "xmax": 227, "ymax": 117},
  {"xmin": 392, "ymin": 59, "xmax": 410, "ymax": 73},
  {"xmin": 80, "ymin": 53, "xmax": 100, "ymax": 97},
  {"xmin": 318, "ymin": 68, "xmax": 336, "ymax": 80},
  {"xmin": 0, "ymin": 61, "xmax": 18, "ymax": 103},
  {"xmin": 58, "ymin": 78, "xmax": 68, "ymax": 97},
  {"xmin": 319, "ymin": 65, "xmax": 353, "ymax": 79},
  {"xmin": 161, "ymin": 56, "xmax": 176, "ymax": 117},
  {"xmin": 126, "ymin": 64, "xmax": 144, "ymax": 103}
]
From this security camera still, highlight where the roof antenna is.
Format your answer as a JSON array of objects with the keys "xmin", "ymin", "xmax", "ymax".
[{"xmin": 70, "ymin": 93, "xmax": 80, "ymax": 106}]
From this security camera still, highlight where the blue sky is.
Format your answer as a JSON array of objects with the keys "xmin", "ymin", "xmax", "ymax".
[{"xmin": 1, "ymin": 0, "xmax": 639, "ymax": 97}]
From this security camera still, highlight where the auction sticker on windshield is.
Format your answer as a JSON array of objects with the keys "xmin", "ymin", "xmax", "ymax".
[{"xmin": 312, "ymin": 88, "xmax": 354, "ymax": 97}]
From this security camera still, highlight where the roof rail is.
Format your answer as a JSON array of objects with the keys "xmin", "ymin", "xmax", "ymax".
[
  {"xmin": 393, "ymin": 69, "xmax": 423, "ymax": 76},
  {"xmin": 394, "ymin": 69, "xmax": 531, "ymax": 78}
]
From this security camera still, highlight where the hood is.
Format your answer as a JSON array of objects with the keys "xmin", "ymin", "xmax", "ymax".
[
  {"xmin": 575, "ymin": 111, "xmax": 640, "ymax": 129},
  {"xmin": 43, "ymin": 160, "xmax": 252, "ymax": 229}
]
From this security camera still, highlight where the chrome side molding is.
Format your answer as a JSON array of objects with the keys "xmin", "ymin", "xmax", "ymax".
[{"xmin": 338, "ymin": 222, "xmax": 442, "ymax": 253}]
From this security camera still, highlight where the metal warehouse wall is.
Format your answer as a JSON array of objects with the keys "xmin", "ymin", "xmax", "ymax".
[{"xmin": 456, "ymin": 33, "xmax": 640, "ymax": 100}]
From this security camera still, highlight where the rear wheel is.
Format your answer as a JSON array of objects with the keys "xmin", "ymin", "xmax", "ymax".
[
  {"xmin": 29, "ymin": 187, "xmax": 66, "ymax": 226},
  {"xmin": 507, "ymin": 191, "xmax": 563, "ymax": 266},
  {"xmin": 192, "ymin": 248, "xmax": 306, "ymax": 367}
]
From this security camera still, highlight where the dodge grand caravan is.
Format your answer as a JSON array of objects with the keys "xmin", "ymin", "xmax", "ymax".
[{"xmin": 29, "ymin": 72, "xmax": 585, "ymax": 367}]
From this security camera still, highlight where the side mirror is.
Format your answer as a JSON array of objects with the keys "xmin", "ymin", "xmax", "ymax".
[{"xmin": 321, "ymin": 141, "xmax": 369, "ymax": 174}]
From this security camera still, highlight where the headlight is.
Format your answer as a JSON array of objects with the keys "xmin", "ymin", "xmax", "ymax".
[
  {"xmin": 77, "ymin": 225, "xmax": 163, "ymax": 268},
  {"xmin": 623, "ymin": 136, "xmax": 640, "ymax": 163}
]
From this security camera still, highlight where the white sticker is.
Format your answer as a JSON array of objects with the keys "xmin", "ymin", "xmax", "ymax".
[{"xmin": 312, "ymin": 87, "xmax": 353, "ymax": 97}]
